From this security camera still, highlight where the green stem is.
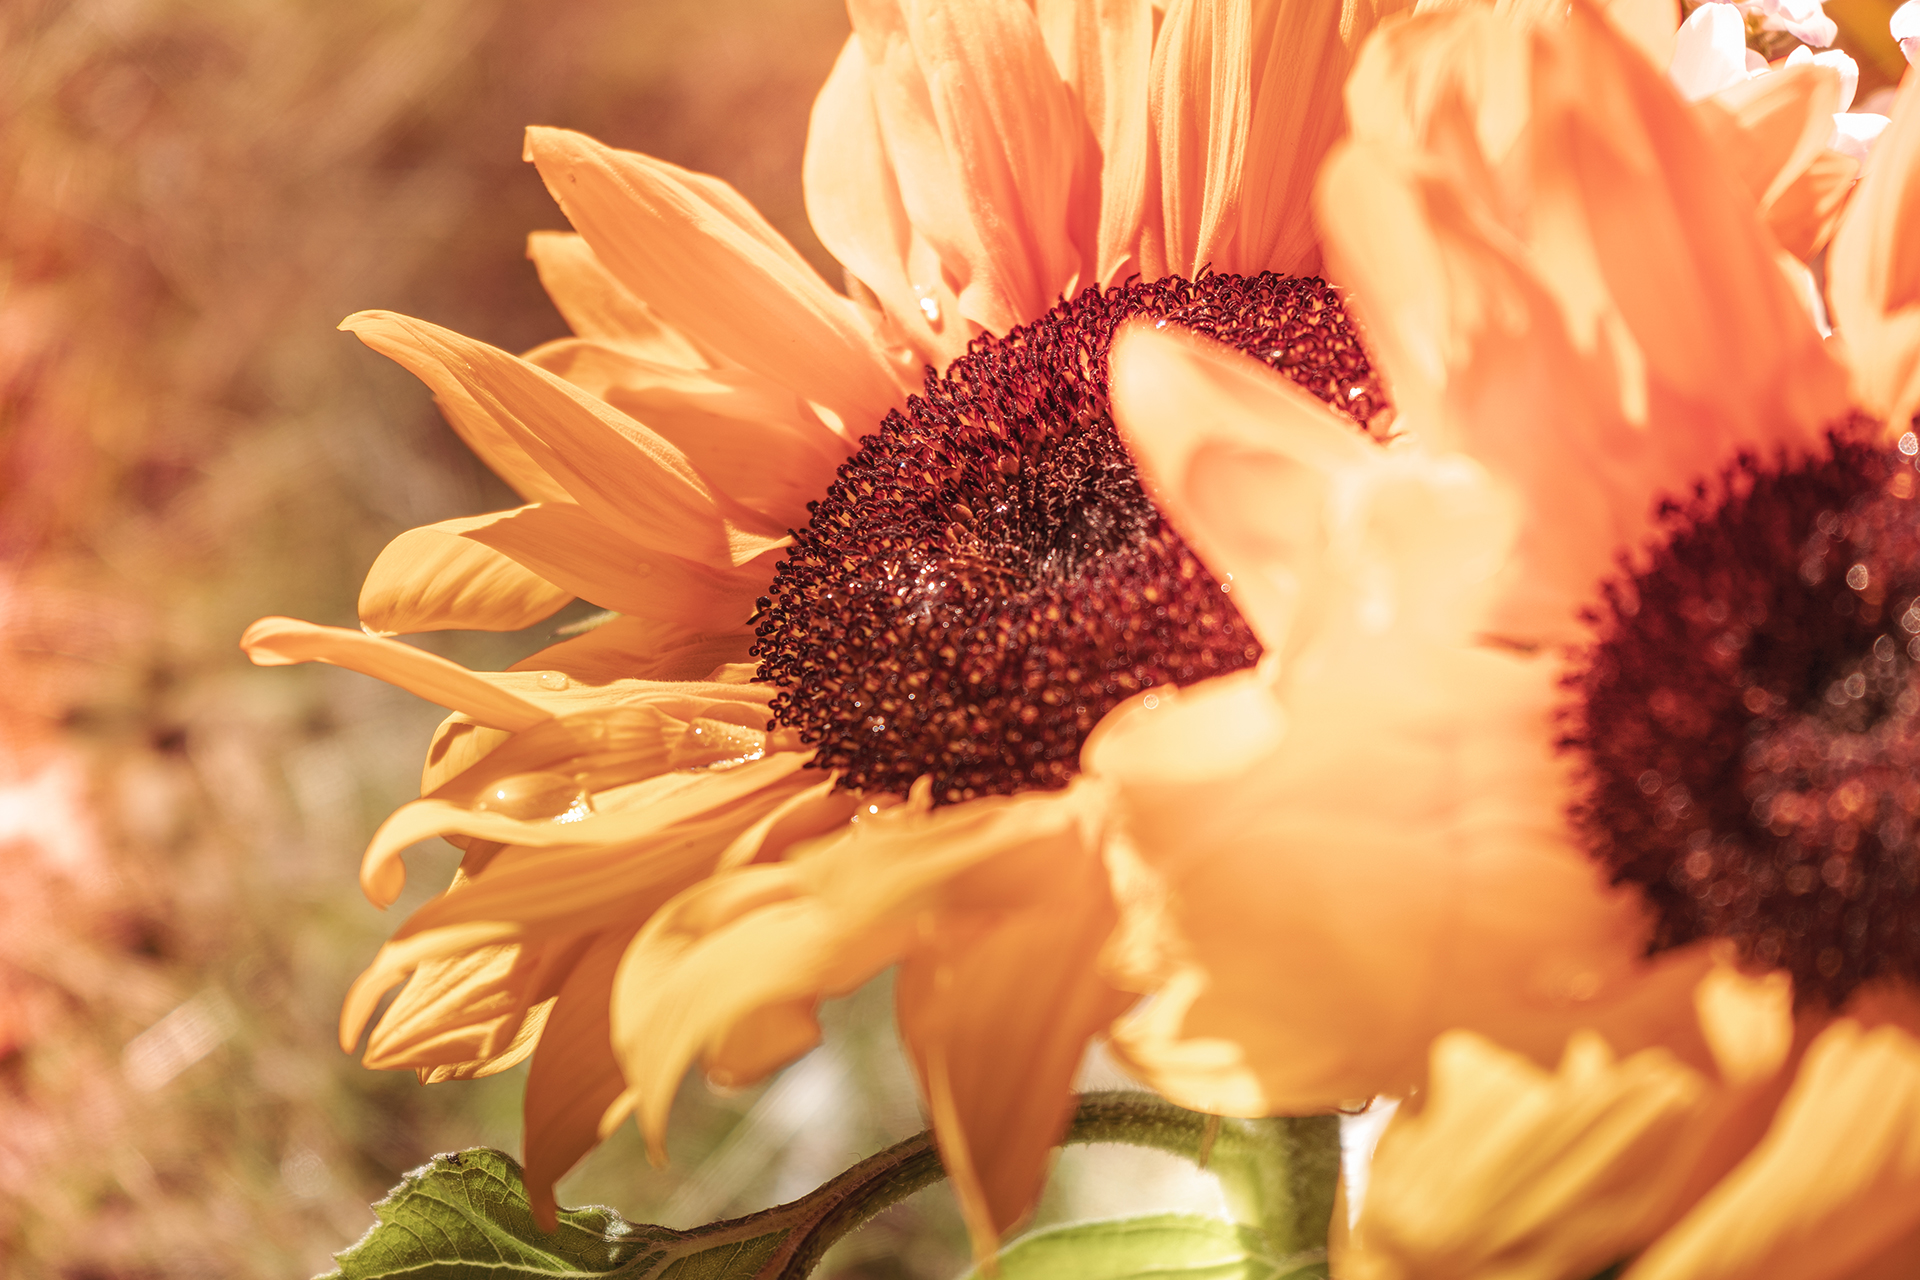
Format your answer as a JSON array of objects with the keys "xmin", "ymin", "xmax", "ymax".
[{"xmin": 766, "ymin": 1091, "xmax": 1340, "ymax": 1278}]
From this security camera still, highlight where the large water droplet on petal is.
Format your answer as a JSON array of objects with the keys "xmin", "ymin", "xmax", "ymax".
[
  {"xmin": 672, "ymin": 717, "xmax": 768, "ymax": 770},
  {"xmin": 473, "ymin": 770, "xmax": 593, "ymax": 823}
]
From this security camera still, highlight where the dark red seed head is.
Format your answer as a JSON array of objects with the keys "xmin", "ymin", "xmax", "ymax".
[
  {"xmin": 1562, "ymin": 430, "xmax": 1920, "ymax": 1006},
  {"xmin": 751, "ymin": 272, "xmax": 1386, "ymax": 804}
]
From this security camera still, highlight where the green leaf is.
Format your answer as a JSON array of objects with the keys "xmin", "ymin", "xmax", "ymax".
[
  {"xmin": 320, "ymin": 1148, "xmax": 797, "ymax": 1280},
  {"xmin": 960, "ymin": 1213, "xmax": 1328, "ymax": 1280}
]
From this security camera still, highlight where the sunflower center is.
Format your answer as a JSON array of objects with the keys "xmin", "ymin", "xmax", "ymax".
[
  {"xmin": 752, "ymin": 273, "xmax": 1386, "ymax": 804},
  {"xmin": 1564, "ymin": 433, "xmax": 1920, "ymax": 1005}
]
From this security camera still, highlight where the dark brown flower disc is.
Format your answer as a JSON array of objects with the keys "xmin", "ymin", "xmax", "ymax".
[
  {"xmin": 752, "ymin": 272, "xmax": 1386, "ymax": 804},
  {"xmin": 1563, "ymin": 432, "xmax": 1920, "ymax": 1006}
]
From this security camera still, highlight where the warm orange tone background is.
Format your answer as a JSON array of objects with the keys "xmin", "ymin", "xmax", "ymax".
[{"xmin": 0, "ymin": 0, "xmax": 1908, "ymax": 1276}]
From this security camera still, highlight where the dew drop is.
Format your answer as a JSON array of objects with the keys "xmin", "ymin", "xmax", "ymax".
[
  {"xmin": 673, "ymin": 717, "xmax": 768, "ymax": 770},
  {"xmin": 1848, "ymin": 563, "xmax": 1871, "ymax": 590},
  {"xmin": 474, "ymin": 771, "xmax": 594, "ymax": 823},
  {"xmin": 536, "ymin": 671, "xmax": 569, "ymax": 691},
  {"xmin": 1900, "ymin": 431, "xmax": 1918, "ymax": 456},
  {"xmin": 918, "ymin": 295, "xmax": 942, "ymax": 325},
  {"xmin": 632, "ymin": 561, "xmax": 655, "ymax": 579}
]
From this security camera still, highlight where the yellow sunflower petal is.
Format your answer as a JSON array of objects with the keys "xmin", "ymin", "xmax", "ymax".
[
  {"xmin": 1319, "ymin": 3, "xmax": 1848, "ymax": 644},
  {"xmin": 1150, "ymin": 0, "xmax": 1253, "ymax": 280},
  {"xmin": 1094, "ymin": 644, "xmax": 1715, "ymax": 1113},
  {"xmin": 240, "ymin": 617, "xmax": 551, "ymax": 732},
  {"xmin": 602, "ymin": 785, "xmax": 1100, "ymax": 1175},
  {"xmin": 1110, "ymin": 322, "xmax": 1517, "ymax": 658},
  {"xmin": 1035, "ymin": 0, "xmax": 1154, "ymax": 286},
  {"xmin": 457, "ymin": 501, "xmax": 768, "ymax": 636},
  {"xmin": 1697, "ymin": 63, "xmax": 1845, "ymax": 216},
  {"xmin": 897, "ymin": 835, "xmax": 1132, "ymax": 1255},
  {"xmin": 506, "ymin": 618, "xmax": 753, "ymax": 687},
  {"xmin": 903, "ymin": 0, "xmax": 1090, "ymax": 324},
  {"xmin": 523, "ymin": 126, "xmax": 905, "ymax": 436},
  {"xmin": 523, "ymin": 931, "xmax": 631, "ymax": 1230},
  {"xmin": 524, "ymin": 338, "xmax": 850, "ymax": 528},
  {"xmin": 1828, "ymin": 71, "xmax": 1920, "ymax": 435},
  {"xmin": 804, "ymin": 38, "xmax": 965, "ymax": 372},
  {"xmin": 341, "ymin": 310, "xmax": 785, "ymax": 569},
  {"xmin": 524, "ymin": 230, "xmax": 714, "ymax": 367},
  {"xmin": 358, "ymin": 512, "xmax": 573, "ymax": 636},
  {"xmin": 1348, "ymin": 1030, "xmax": 1710, "ymax": 1280},
  {"xmin": 358, "ymin": 750, "xmax": 806, "ymax": 907},
  {"xmin": 1231, "ymin": 0, "xmax": 1413, "ymax": 277},
  {"xmin": 1626, "ymin": 1020, "xmax": 1920, "ymax": 1280},
  {"xmin": 1762, "ymin": 148, "xmax": 1858, "ymax": 264}
]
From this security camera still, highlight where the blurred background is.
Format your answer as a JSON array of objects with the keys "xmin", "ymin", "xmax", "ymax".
[
  {"xmin": 0, "ymin": 0, "xmax": 1909, "ymax": 1276},
  {"xmin": 0, "ymin": 0, "xmax": 1229, "ymax": 1275}
]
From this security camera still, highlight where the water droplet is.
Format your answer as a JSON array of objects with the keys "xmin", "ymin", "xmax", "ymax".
[
  {"xmin": 918, "ymin": 295, "xmax": 941, "ymax": 324},
  {"xmin": 673, "ymin": 717, "xmax": 768, "ymax": 770},
  {"xmin": 632, "ymin": 561, "xmax": 655, "ymax": 579},
  {"xmin": 536, "ymin": 671, "xmax": 569, "ymax": 691},
  {"xmin": 1900, "ymin": 431, "xmax": 1918, "ymax": 456},
  {"xmin": 474, "ymin": 771, "xmax": 594, "ymax": 823},
  {"xmin": 1847, "ymin": 563, "xmax": 1871, "ymax": 590},
  {"xmin": 1142, "ymin": 694, "xmax": 1159, "ymax": 710}
]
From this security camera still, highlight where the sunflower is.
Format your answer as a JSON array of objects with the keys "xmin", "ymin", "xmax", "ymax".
[
  {"xmin": 242, "ymin": 0, "xmax": 1423, "ymax": 1246},
  {"xmin": 1096, "ymin": 0, "xmax": 1920, "ymax": 1270}
]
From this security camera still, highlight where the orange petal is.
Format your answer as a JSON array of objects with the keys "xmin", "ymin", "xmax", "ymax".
[
  {"xmin": 524, "ymin": 338, "xmax": 850, "ymax": 528},
  {"xmin": 805, "ymin": 37, "xmax": 971, "ymax": 372},
  {"xmin": 1829, "ymin": 71, "xmax": 1920, "ymax": 434},
  {"xmin": 1764, "ymin": 148, "xmax": 1859, "ymax": 264},
  {"xmin": 340, "ymin": 766, "xmax": 816, "ymax": 1050},
  {"xmin": 240, "ymin": 617, "xmax": 551, "ymax": 732},
  {"xmin": 846, "ymin": 0, "xmax": 998, "ymax": 331},
  {"xmin": 1109, "ymin": 321, "xmax": 1390, "ymax": 656},
  {"xmin": 508, "ymin": 617, "xmax": 754, "ymax": 686},
  {"xmin": 458, "ymin": 501, "xmax": 769, "ymax": 637},
  {"xmin": 359, "ymin": 748, "xmax": 807, "ymax": 907},
  {"xmin": 1035, "ymin": 0, "xmax": 1155, "ymax": 286},
  {"xmin": 896, "ymin": 838, "xmax": 1131, "ymax": 1258},
  {"xmin": 902, "ymin": 0, "xmax": 1090, "ymax": 322},
  {"xmin": 1319, "ymin": 5, "xmax": 1848, "ymax": 644},
  {"xmin": 523, "ymin": 127, "xmax": 904, "ymax": 436},
  {"xmin": 523, "ymin": 930, "xmax": 631, "ymax": 1229},
  {"xmin": 1092, "ymin": 645, "xmax": 1715, "ymax": 1114},
  {"xmin": 1150, "ymin": 0, "xmax": 1252, "ymax": 279},
  {"xmin": 525, "ymin": 231, "xmax": 714, "ymax": 367},
  {"xmin": 1352, "ymin": 1030, "xmax": 1711, "ymax": 1280},
  {"xmin": 360, "ymin": 940, "xmax": 562, "ymax": 1072},
  {"xmin": 343, "ymin": 313, "xmax": 570, "ymax": 504},
  {"xmin": 603, "ymin": 784, "xmax": 1096, "ymax": 1159},
  {"xmin": 1230, "ymin": 0, "xmax": 1412, "ymax": 277},
  {"xmin": 1598, "ymin": 0, "xmax": 1679, "ymax": 68},
  {"xmin": 1626, "ymin": 1020, "xmax": 1920, "ymax": 1280},
  {"xmin": 341, "ymin": 311, "xmax": 784, "ymax": 569},
  {"xmin": 358, "ymin": 512, "xmax": 573, "ymax": 636},
  {"xmin": 1697, "ymin": 64, "xmax": 1845, "ymax": 214}
]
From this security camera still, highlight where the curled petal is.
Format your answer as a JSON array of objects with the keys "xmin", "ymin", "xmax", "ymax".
[
  {"xmin": 358, "ymin": 513, "xmax": 573, "ymax": 636},
  {"xmin": 240, "ymin": 617, "xmax": 551, "ymax": 732}
]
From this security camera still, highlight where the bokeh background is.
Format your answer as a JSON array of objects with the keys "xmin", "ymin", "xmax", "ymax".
[{"xmin": 0, "ymin": 0, "xmax": 1910, "ymax": 1276}]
